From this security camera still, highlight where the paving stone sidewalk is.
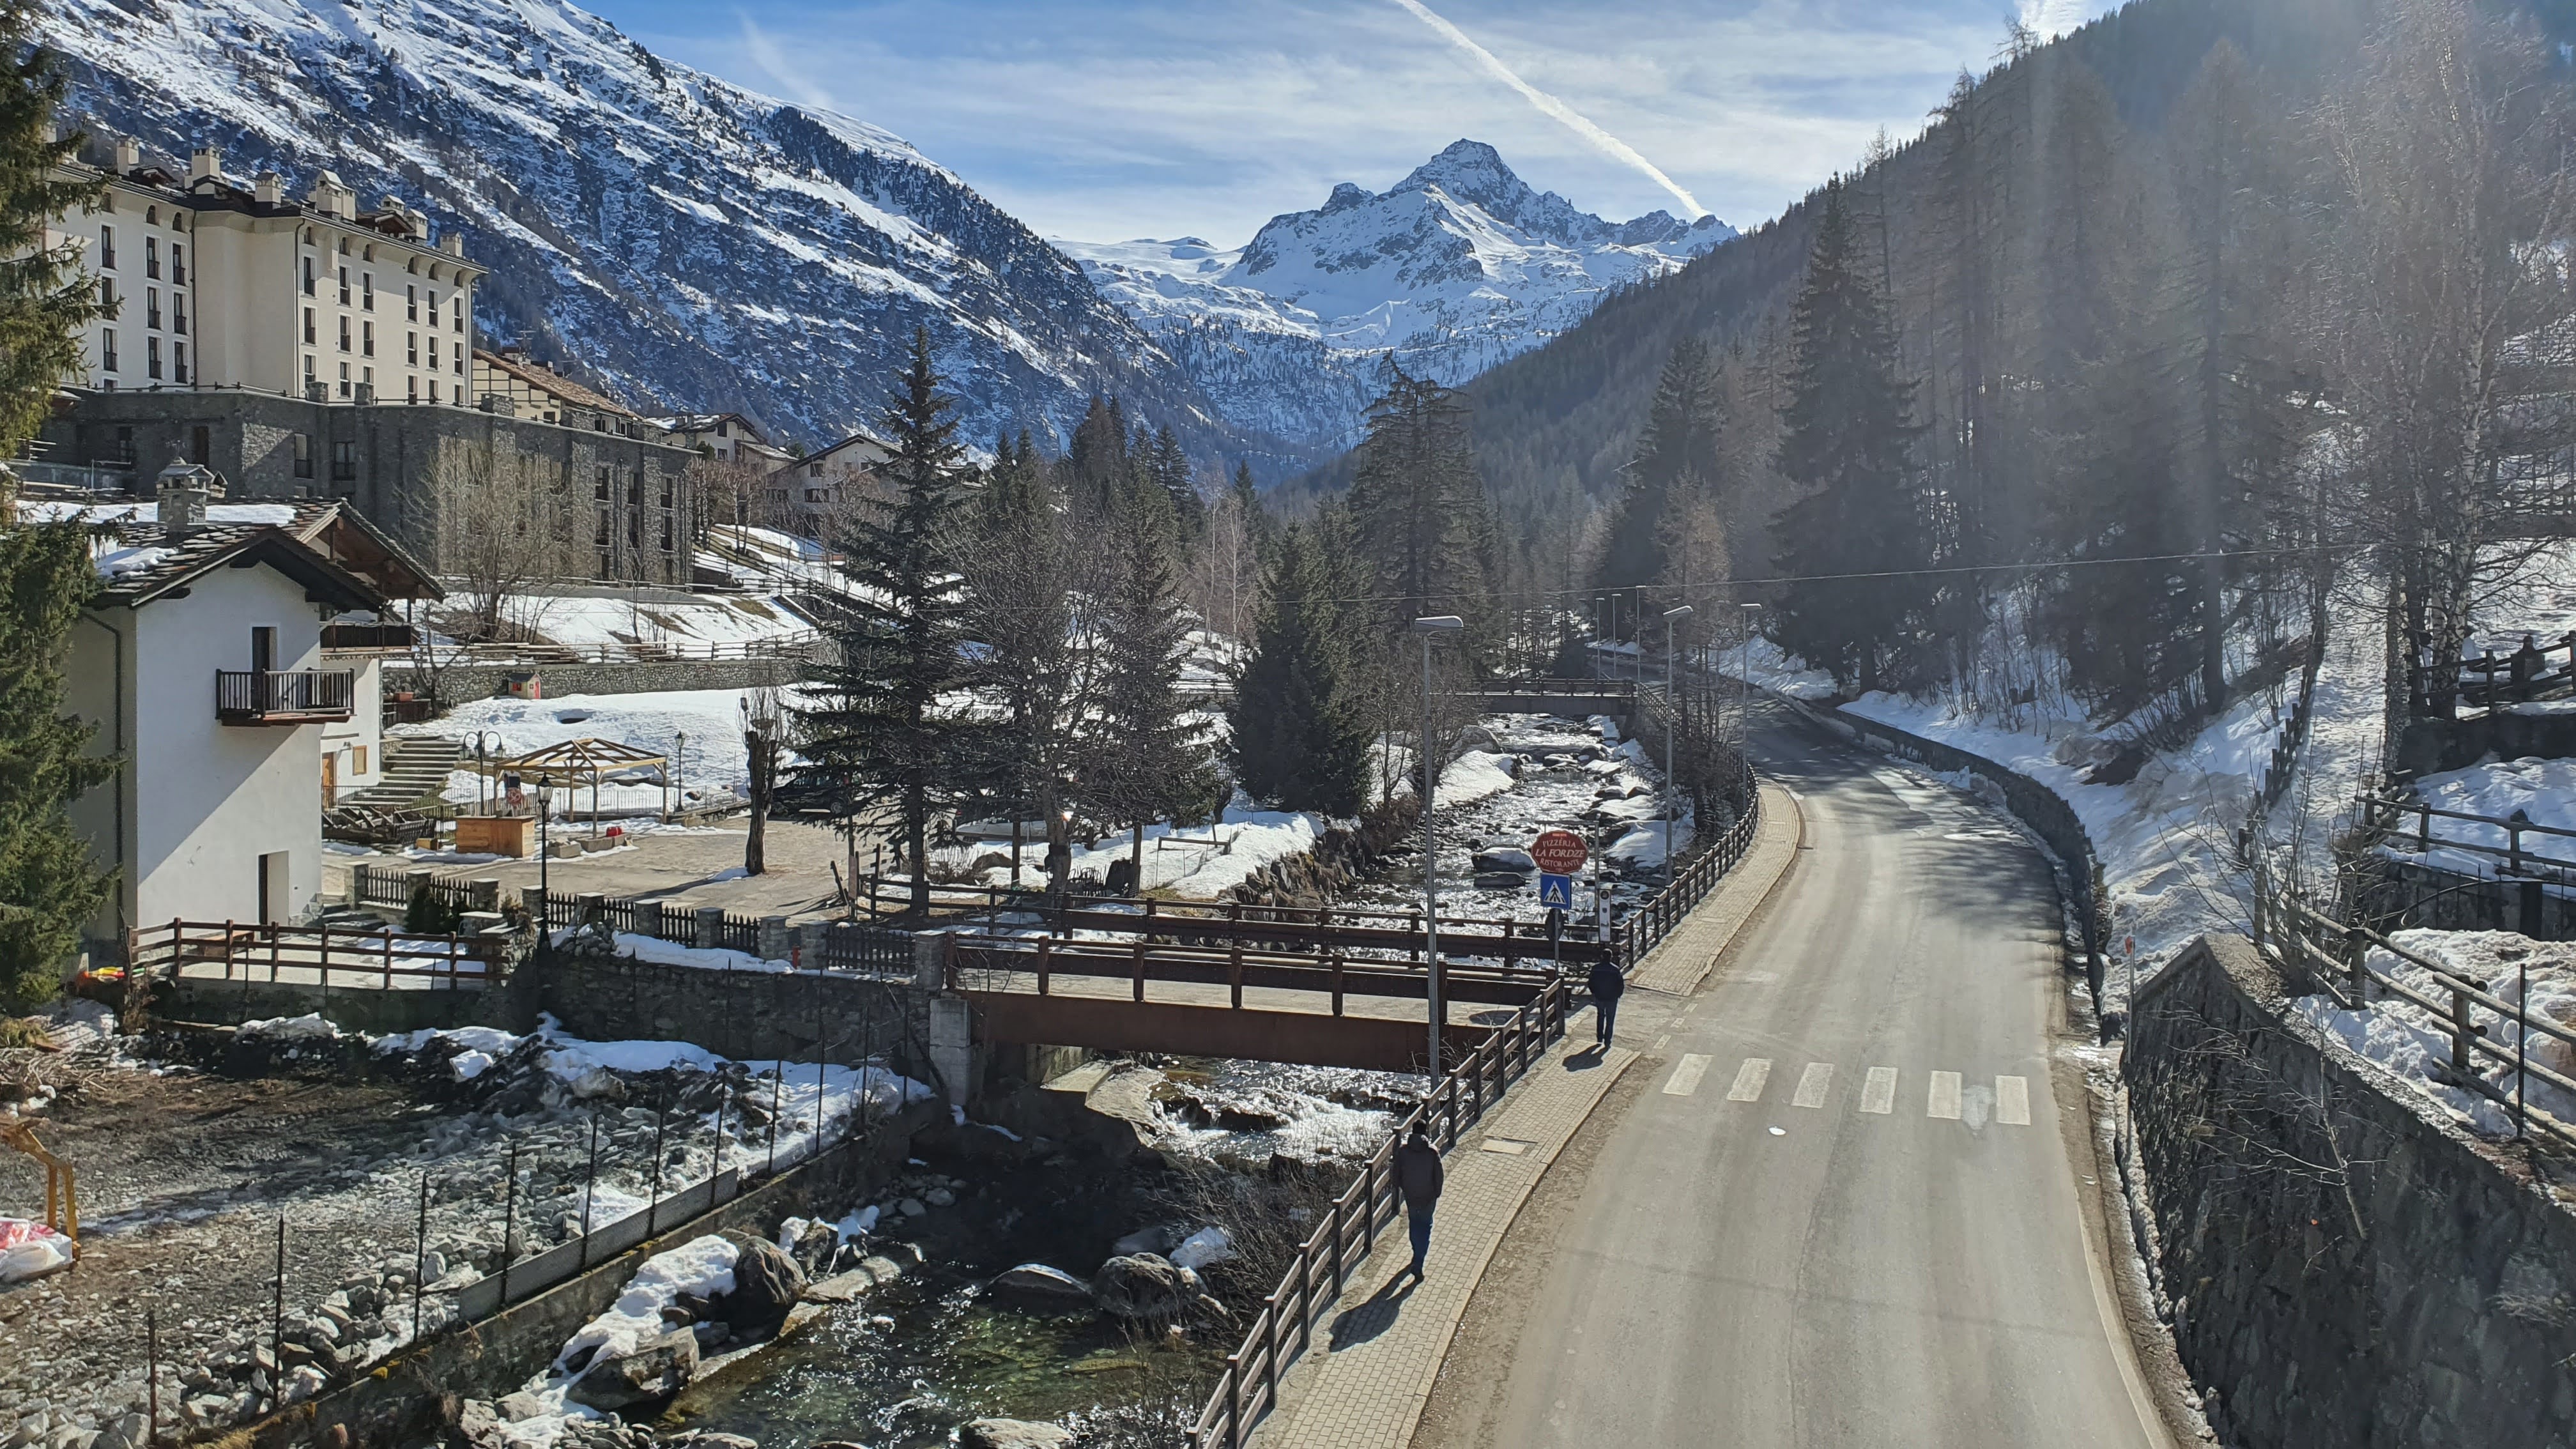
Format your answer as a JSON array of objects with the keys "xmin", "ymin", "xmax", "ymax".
[{"xmin": 1245, "ymin": 781, "xmax": 1804, "ymax": 1449}]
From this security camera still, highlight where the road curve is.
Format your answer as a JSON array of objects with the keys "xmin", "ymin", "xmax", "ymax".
[{"xmin": 1474, "ymin": 709, "xmax": 2166, "ymax": 1449}]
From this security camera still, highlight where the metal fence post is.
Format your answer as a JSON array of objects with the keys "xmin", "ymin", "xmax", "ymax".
[
  {"xmin": 269, "ymin": 1216, "xmax": 286, "ymax": 1413},
  {"xmin": 413, "ymin": 1169, "xmax": 430, "ymax": 1342}
]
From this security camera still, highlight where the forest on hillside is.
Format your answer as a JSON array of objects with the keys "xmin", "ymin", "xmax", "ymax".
[{"xmin": 1285, "ymin": 0, "xmax": 2576, "ymax": 758}]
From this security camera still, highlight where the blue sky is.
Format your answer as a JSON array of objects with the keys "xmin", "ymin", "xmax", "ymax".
[{"xmin": 585, "ymin": 0, "xmax": 2119, "ymax": 244}]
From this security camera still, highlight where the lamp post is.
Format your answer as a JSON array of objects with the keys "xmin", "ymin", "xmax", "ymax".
[
  {"xmin": 1736, "ymin": 602, "xmax": 1763, "ymax": 745},
  {"xmin": 1411, "ymin": 615, "xmax": 1466, "ymax": 1076},
  {"xmin": 534, "ymin": 770, "xmax": 555, "ymax": 920},
  {"xmin": 1662, "ymin": 606, "xmax": 1694, "ymax": 885}
]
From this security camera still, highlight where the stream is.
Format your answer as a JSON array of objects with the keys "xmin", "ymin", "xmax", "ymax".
[{"xmin": 664, "ymin": 714, "xmax": 1671, "ymax": 1446}]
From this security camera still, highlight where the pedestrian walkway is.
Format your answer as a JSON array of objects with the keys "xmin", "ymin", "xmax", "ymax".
[{"xmin": 1245, "ymin": 783, "xmax": 1804, "ymax": 1449}]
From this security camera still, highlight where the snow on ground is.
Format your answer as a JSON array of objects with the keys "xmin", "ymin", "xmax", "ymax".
[
  {"xmin": 406, "ymin": 686, "xmax": 806, "ymax": 804},
  {"xmin": 1732, "ymin": 636, "xmax": 1839, "ymax": 701},
  {"xmin": 2288, "ymin": 930, "xmax": 2576, "ymax": 1138},
  {"xmin": 2462, "ymin": 539, "xmax": 2576, "ymax": 656},
  {"xmin": 484, "ymin": 1234, "xmax": 742, "ymax": 1448},
  {"xmin": 945, "ymin": 798, "xmax": 1331, "ymax": 901},
  {"xmin": 463, "ymin": 590, "xmax": 816, "ymax": 655}
]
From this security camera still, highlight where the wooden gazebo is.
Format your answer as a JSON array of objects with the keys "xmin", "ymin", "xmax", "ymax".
[{"xmin": 485, "ymin": 737, "xmax": 670, "ymax": 824}]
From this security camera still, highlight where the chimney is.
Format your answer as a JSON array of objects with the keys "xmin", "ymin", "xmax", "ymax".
[
  {"xmin": 115, "ymin": 135, "xmax": 140, "ymax": 172},
  {"xmin": 155, "ymin": 463, "xmax": 214, "ymax": 537},
  {"xmin": 256, "ymin": 171, "xmax": 283, "ymax": 206},
  {"xmin": 441, "ymin": 231, "xmax": 464, "ymax": 257},
  {"xmin": 36, "ymin": 116, "xmax": 54, "ymax": 146},
  {"xmin": 190, "ymin": 146, "xmax": 222, "ymax": 185},
  {"xmin": 311, "ymin": 169, "xmax": 346, "ymax": 215}
]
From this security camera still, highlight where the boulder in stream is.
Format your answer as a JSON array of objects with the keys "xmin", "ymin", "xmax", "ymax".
[
  {"xmin": 991, "ymin": 1263, "xmax": 1091, "ymax": 1300},
  {"xmin": 1092, "ymin": 1253, "xmax": 1200, "ymax": 1320},
  {"xmin": 1473, "ymin": 846, "xmax": 1537, "ymax": 873},
  {"xmin": 959, "ymin": 1422, "xmax": 1076, "ymax": 1449},
  {"xmin": 723, "ymin": 1238, "xmax": 808, "ymax": 1333},
  {"xmin": 565, "ymin": 1328, "xmax": 699, "ymax": 1413}
]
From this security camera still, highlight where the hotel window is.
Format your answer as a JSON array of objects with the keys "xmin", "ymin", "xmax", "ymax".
[
  {"xmin": 145, "ymin": 288, "xmax": 160, "ymax": 330},
  {"xmin": 454, "ymin": 352, "xmax": 464, "ymax": 377},
  {"xmin": 303, "ymin": 354, "xmax": 316, "ymax": 387},
  {"xmin": 145, "ymin": 336, "xmax": 160, "ymax": 379},
  {"xmin": 362, "ymin": 366, "xmax": 374, "ymax": 395},
  {"xmin": 338, "ymin": 316, "xmax": 350, "ymax": 351},
  {"xmin": 98, "ymin": 225, "xmax": 114, "ymax": 269},
  {"xmin": 428, "ymin": 379, "xmax": 440, "ymax": 404},
  {"xmin": 427, "ymin": 337, "xmax": 439, "ymax": 371},
  {"xmin": 145, "ymin": 206, "xmax": 157, "ymax": 226},
  {"xmin": 338, "ymin": 236, "xmax": 349, "ymax": 255},
  {"xmin": 660, "ymin": 515, "xmax": 673, "ymax": 551},
  {"xmin": 594, "ymin": 466, "xmax": 610, "ymax": 501},
  {"xmin": 454, "ymin": 304, "xmax": 463, "ymax": 335},
  {"xmin": 338, "ymin": 360, "xmax": 351, "ymax": 397},
  {"xmin": 171, "ymin": 244, "xmax": 185, "ymax": 285},
  {"xmin": 337, "ymin": 266, "xmax": 349, "ymax": 304},
  {"xmin": 362, "ymin": 273, "xmax": 374, "ymax": 310},
  {"xmin": 303, "ymin": 307, "xmax": 316, "ymax": 345},
  {"xmin": 659, "ymin": 475, "xmax": 674, "ymax": 509},
  {"xmin": 362, "ymin": 319, "xmax": 374, "ymax": 356},
  {"xmin": 425, "ymin": 290, "xmax": 438, "ymax": 326},
  {"xmin": 408, "ymin": 378, "xmax": 418, "ymax": 404},
  {"xmin": 332, "ymin": 440, "xmax": 355, "ymax": 482},
  {"xmin": 98, "ymin": 277, "xmax": 113, "ymax": 310},
  {"xmin": 293, "ymin": 433, "xmax": 312, "ymax": 479},
  {"xmin": 407, "ymin": 332, "xmax": 418, "ymax": 365},
  {"xmin": 303, "ymin": 254, "xmax": 316, "ymax": 295},
  {"xmin": 594, "ymin": 510, "xmax": 609, "ymax": 547},
  {"xmin": 627, "ymin": 469, "xmax": 642, "ymax": 507},
  {"xmin": 172, "ymin": 294, "xmax": 187, "ymax": 335},
  {"xmin": 406, "ymin": 284, "xmax": 418, "ymax": 321},
  {"xmin": 100, "ymin": 329, "xmax": 116, "ymax": 372},
  {"xmin": 143, "ymin": 236, "xmax": 159, "ymax": 279},
  {"xmin": 172, "ymin": 342, "xmax": 188, "ymax": 384}
]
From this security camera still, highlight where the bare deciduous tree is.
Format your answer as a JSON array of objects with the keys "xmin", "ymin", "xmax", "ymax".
[{"xmin": 425, "ymin": 443, "xmax": 578, "ymax": 643}]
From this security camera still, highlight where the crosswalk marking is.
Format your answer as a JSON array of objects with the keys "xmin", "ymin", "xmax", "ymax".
[
  {"xmin": 1726, "ymin": 1057, "xmax": 1772, "ymax": 1102},
  {"xmin": 1860, "ymin": 1066, "xmax": 1897, "ymax": 1114},
  {"xmin": 1791, "ymin": 1062, "xmax": 1834, "ymax": 1108},
  {"xmin": 1928, "ymin": 1070, "xmax": 1963, "ymax": 1120},
  {"xmin": 1997, "ymin": 1074, "xmax": 2031, "ymax": 1126},
  {"xmin": 1663, "ymin": 1054, "xmax": 1712, "ymax": 1096}
]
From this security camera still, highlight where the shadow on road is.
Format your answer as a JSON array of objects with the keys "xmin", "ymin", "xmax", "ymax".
[{"xmin": 1328, "ymin": 1269, "xmax": 1420, "ymax": 1349}]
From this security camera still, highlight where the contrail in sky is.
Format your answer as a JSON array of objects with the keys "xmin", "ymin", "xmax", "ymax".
[{"xmin": 1386, "ymin": 0, "xmax": 1707, "ymax": 218}]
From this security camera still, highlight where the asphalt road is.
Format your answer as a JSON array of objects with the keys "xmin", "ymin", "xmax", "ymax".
[{"xmin": 1479, "ymin": 710, "xmax": 2168, "ymax": 1449}]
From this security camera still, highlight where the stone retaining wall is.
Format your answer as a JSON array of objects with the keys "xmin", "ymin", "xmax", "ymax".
[
  {"xmin": 389, "ymin": 654, "xmax": 808, "ymax": 702},
  {"xmin": 2358, "ymin": 859, "xmax": 2576, "ymax": 941},
  {"xmin": 2125, "ymin": 934, "xmax": 2576, "ymax": 1447}
]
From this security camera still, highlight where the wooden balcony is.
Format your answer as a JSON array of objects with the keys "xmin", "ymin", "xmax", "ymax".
[{"xmin": 215, "ymin": 669, "xmax": 355, "ymax": 725}]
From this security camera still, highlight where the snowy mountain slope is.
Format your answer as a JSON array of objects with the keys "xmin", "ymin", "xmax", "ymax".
[
  {"xmin": 38, "ymin": 0, "xmax": 1296, "ymax": 466},
  {"xmin": 1058, "ymin": 141, "xmax": 1735, "ymax": 448}
]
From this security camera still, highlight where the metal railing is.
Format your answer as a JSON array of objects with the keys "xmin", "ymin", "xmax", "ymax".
[
  {"xmin": 1187, "ymin": 974, "xmax": 1570, "ymax": 1448},
  {"xmin": 2358, "ymin": 793, "xmax": 2576, "ymax": 880},
  {"xmin": 1603, "ymin": 737, "xmax": 1763, "ymax": 973},
  {"xmin": 2253, "ymin": 878, "xmax": 2576, "ymax": 1151},
  {"xmin": 215, "ymin": 668, "xmax": 355, "ymax": 723}
]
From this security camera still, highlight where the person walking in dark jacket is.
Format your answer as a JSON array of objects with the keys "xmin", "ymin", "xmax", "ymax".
[
  {"xmin": 1588, "ymin": 959, "xmax": 1626, "ymax": 1046},
  {"xmin": 1394, "ymin": 1122, "xmax": 1443, "ymax": 1280}
]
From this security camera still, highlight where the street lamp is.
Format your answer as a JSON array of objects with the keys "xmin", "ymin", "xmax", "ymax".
[
  {"xmin": 1662, "ymin": 606, "xmax": 1694, "ymax": 885},
  {"xmin": 1411, "ymin": 614, "xmax": 1466, "ymax": 1076},
  {"xmin": 1736, "ymin": 602, "xmax": 1763, "ymax": 746}
]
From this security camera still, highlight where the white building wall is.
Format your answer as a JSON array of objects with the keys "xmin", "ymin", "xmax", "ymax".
[
  {"xmin": 318, "ymin": 653, "xmax": 383, "ymax": 799},
  {"xmin": 126, "ymin": 567, "xmax": 327, "ymax": 927}
]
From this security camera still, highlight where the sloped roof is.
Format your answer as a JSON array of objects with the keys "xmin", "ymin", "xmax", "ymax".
[{"xmin": 473, "ymin": 348, "xmax": 638, "ymax": 418}]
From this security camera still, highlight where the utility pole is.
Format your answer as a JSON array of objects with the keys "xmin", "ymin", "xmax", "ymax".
[
  {"xmin": 1737, "ymin": 602, "xmax": 1762, "ymax": 744},
  {"xmin": 1411, "ymin": 615, "xmax": 1465, "ymax": 1076}
]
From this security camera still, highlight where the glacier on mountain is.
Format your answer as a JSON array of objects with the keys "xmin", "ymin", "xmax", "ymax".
[
  {"xmin": 35, "ymin": 0, "xmax": 1298, "ymax": 468},
  {"xmin": 1058, "ymin": 141, "xmax": 1735, "ymax": 448}
]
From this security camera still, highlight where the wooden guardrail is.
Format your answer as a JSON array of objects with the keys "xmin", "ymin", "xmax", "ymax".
[
  {"xmin": 2253, "ymin": 878, "xmax": 2576, "ymax": 1152},
  {"xmin": 1186, "ymin": 974, "xmax": 1570, "ymax": 1448},
  {"xmin": 2358, "ymin": 793, "xmax": 2576, "ymax": 878},
  {"xmin": 129, "ymin": 919, "xmax": 504, "ymax": 990}
]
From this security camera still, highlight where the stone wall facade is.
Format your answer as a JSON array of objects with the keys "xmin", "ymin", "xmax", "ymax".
[
  {"xmin": 43, "ymin": 389, "xmax": 701, "ymax": 586},
  {"xmin": 2357, "ymin": 859, "xmax": 2576, "ymax": 942},
  {"xmin": 2125, "ymin": 934, "xmax": 2576, "ymax": 1447}
]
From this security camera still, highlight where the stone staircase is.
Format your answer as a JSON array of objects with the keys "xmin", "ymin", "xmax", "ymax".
[{"xmin": 339, "ymin": 737, "xmax": 461, "ymax": 811}]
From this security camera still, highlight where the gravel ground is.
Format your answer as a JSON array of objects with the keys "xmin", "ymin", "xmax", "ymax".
[{"xmin": 0, "ymin": 1022, "xmax": 868, "ymax": 1449}]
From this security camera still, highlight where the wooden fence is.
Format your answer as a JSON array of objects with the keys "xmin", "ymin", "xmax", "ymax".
[
  {"xmin": 1186, "ymin": 975, "xmax": 1570, "ymax": 1448},
  {"xmin": 2358, "ymin": 793, "xmax": 2576, "ymax": 880},
  {"xmin": 128, "ymin": 919, "xmax": 503, "ymax": 990}
]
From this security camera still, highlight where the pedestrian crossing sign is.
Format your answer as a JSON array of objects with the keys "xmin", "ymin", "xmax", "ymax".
[{"xmin": 1537, "ymin": 872, "xmax": 1575, "ymax": 910}]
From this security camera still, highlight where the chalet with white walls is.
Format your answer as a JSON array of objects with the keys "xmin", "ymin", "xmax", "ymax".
[{"xmin": 35, "ymin": 466, "xmax": 440, "ymax": 956}]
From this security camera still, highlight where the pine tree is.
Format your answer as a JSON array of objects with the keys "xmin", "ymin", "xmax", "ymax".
[
  {"xmin": 1147, "ymin": 424, "xmax": 1203, "ymax": 541},
  {"xmin": 1770, "ymin": 183, "xmax": 1933, "ymax": 693},
  {"xmin": 1597, "ymin": 337, "xmax": 1722, "ymax": 595},
  {"xmin": 0, "ymin": 15, "xmax": 114, "ymax": 1006},
  {"xmin": 0, "ymin": 7, "xmax": 104, "ymax": 468},
  {"xmin": 1227, "ymin": 519, "xmax": 1372, "ymax": 815},
  {"xmin": 1087, "ymin": 467, "xmax": 1215, "ymax": 885},
  {"xmin": 1066, "ymin": 396, "xmax": 1130, "ymax": 513},
  {"xmin": 791, "ymin": 328, "xmax": 974, "ymax": 915},
  {"xmin": 1347, "ymin": 357, "xmax": 1491, "ymax": 642}
]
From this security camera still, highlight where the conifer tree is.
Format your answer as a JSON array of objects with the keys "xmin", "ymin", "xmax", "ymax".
[
  {"xmin": 1597, "ymin": 337, "xmax": 1722, "ymax": 595},
  {"xmin": 1228, "ymin": 519, "xmax": 1371, "ymax": 815},
  {"xmin": 1087, "ymin": 467, "xmax": 1215, "ymax": 885},
  {"xmin": 0, "ymin": 13, "xmax": 114, "ymax": 1006},
  {"xmin": 1066, "ymin": 395, "xmax": 1130, "ymax": 513},
  {"xmin": 792, "ymin": 327, "xmax": 974, "ymax": 915},
  {"xmin": 1770, "ymin": 183, "xmax": 1932, "ymax": 693},
  {"xmin": 1347, "ymin": 357, "xmax": 1491, "ymax": 645}
]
